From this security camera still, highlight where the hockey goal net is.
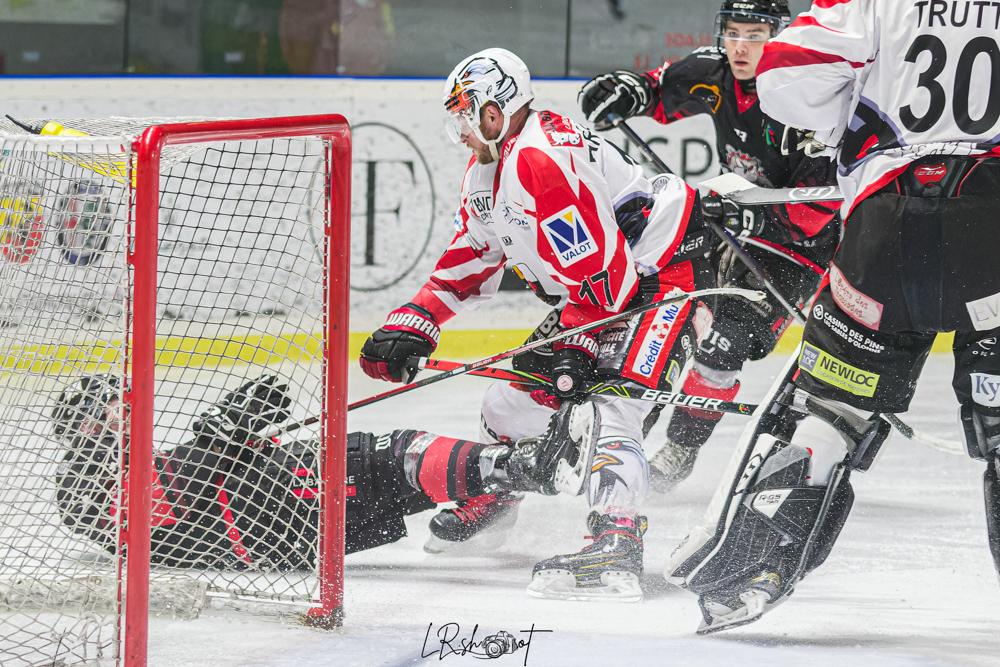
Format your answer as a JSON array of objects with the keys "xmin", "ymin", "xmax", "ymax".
[{"xmin": 0, "ymin": 115, "xmax": 351, "ymax": 666}]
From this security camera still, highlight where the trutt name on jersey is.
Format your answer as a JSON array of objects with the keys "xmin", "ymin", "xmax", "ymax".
[{"xmin": 915, "ymin": 0, "xmax": 1000, "ymax": 29}]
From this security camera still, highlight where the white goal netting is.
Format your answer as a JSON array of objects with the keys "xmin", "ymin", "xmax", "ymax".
[{"xmin": 0, "ymin": 116, "xmax": 340, "ymax": 666}]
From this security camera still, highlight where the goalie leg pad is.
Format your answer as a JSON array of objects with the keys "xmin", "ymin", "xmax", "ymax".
[
  {"xmin": 668, "ymin": 354, "xmax": 865, "ymax": 597},
  {"xmin": 684, "ymin": 438, "xmax": 852, "ymax": 596}
]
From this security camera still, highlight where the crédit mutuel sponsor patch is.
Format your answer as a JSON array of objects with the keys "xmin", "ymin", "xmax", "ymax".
[
  {"xmin": 625, "ymin": 302, "xmax": 682, "ymax": 385},
  {"xmin": 799, "ymin": 342, "xmax": 880, "ymax": 398}
]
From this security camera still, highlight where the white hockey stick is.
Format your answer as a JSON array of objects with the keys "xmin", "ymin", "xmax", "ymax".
[{"xmin": 700, "ymin": 172, "xmax": 843, "ymax": 206}]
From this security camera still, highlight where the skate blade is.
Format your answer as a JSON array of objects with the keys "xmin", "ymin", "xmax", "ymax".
[
  {"xmin": 423, "ymin": 529, "xmax": 509, "ymax": 555},
  {"xmin": 526, "ymin": 569, "xmax": 643, "ymax": 603},
  {"xmin": 696, "ymin": 589, "xmax": 786, "ymax": 635},
  {"xmin": 553, "ymin": 403, "xmax": 599, "ymax": 496}
]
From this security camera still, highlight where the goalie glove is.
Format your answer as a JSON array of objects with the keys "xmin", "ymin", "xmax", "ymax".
[
  {"xmin": 360, "ymin": 303, "xmax": 440, "ymax": 383},
  {"xmin": 578, "ymin": 70, "xmax": 653, "ymax": 129},
  {"xmin": 193, "ymin": 374, "xmax": 292, "ymax": 445}
]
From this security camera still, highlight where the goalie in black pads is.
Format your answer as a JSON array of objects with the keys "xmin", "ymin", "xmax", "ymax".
[
  {"xmin": 666, "ymin": 0, "xmax": 1000, "ymax": 633},
  {"xmin": 52, "ymin": 373, "xmax": 597, "ymax": 568}
]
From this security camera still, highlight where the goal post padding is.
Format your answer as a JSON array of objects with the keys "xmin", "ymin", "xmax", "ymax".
[{"xmin": 0, "ymin": 115, "xmax": 350, "ymax": 667}]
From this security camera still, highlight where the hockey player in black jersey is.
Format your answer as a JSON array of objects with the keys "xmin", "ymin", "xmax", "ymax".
[
  {"xmin": 51, "ymin": 373, "xmax": 596, "ymax": 567},
  {"xmin": 579, "ymin": 0, "xmax": 840, "ymax": 492},
  {"xmin": 667, "ymin": 0, "xmax": 1000, "ymax": 634}
]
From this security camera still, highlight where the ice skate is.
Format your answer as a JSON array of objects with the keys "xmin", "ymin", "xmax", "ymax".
[
  {"xmin": 504, "ymin": 401, "xmax": 600, "ymax": 496},
  {"xmin": 696, "ymin": 570, "xmax": 793, "ymax": 634},
  {"xmin": 527, "ymin": 511, "xmax": 646, "ymax": 602},
  {"xmin": 648, "ymin": 439, "xmax": 699, "ymax": 494},
  {"xmin": 423, "ymin": 492, "xmax": 523, "ymax": 554}
]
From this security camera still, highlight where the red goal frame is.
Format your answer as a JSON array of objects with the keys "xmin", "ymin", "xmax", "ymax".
[{"xmin": 125, "ymin": 115, "xmax": 351, "ymax": 666}]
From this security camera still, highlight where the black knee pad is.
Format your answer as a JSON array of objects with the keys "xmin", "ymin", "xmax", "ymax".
[
  {"xmin": 960, "ymin": 403, "xmax": 1000, "ymax": 461},
  {"xmin": 345, "ymin": 431, "xmax": 435, "ymax": 554},
  {"xmin": 696, "ymin": 298, "xmax": 778, "ymax": 371}
]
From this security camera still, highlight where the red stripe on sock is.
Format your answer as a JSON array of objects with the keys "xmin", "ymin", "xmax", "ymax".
[
  {"xmin": 453, "ymin": 441, "xmax": 476, "ymax": 500},
  {"xmin": 680, "ymin": 368, "xmax": 741, "ymax": 420},
  {"xmin": 418, "ymin": 436, "xmax": 462, "ymax": 503}
]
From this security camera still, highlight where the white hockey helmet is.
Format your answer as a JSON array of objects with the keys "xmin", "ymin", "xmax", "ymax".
[{"xmin": 443, "ymin": 48, "xmax": 534, "ymax": 160}]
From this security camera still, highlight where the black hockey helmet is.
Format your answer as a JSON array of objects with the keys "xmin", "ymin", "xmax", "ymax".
[
  {"xmin": 52, "ymin": 374, "xmax": 122, "ymax": 444},
  {"xmin": 715, "ymin": 0, "xmax": 792, "ymax": 38}
]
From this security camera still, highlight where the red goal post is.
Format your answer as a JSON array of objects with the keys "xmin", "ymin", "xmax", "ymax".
[{"xmin": 125, "ymin": 115, "xmax": 352, "ymax": 664}]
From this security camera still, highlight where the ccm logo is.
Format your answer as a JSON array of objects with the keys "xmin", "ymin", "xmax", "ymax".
[{"xmin": 789, "ymin": 186, "xmax": 838, "ymax": 200}]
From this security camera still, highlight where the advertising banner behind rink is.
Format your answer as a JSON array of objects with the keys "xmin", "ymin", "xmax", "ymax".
[{"xmin": 1, "ymin": 76, "xmax": 718, "ymax": 332}]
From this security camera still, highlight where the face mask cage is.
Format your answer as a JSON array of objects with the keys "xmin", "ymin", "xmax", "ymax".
[
  {"xmin": 444, "ymin": 109, "xmax": 478, "ymax": 144},
  {"xmin": 714, "ymin": 11, "xmax": 786, "ymax": 43},
  {"xmin": 444, "ymin": 82, "xmax": 486, "ymax": 143}
]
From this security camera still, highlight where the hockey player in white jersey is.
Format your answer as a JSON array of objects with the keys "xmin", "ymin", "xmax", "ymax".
[
  {"xmin": 360, "ymin": 48, "xmax": 720, "ymax": 600},
  {"xmin": 666, "ymin": 0, "xmax": 1000, "ymax": 632}
]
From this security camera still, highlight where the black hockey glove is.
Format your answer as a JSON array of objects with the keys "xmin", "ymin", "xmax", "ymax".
[
  {"xmin": 360, "ymin": 303, "xmax": 440, "ymax": 383},
  {"xmin": 512, "ymin": 309, "xmax": 562, "ymax": 377},
  {"xmin": 193, "ymin": 374, "xmax": 292, "ymax": 445},
  {"xmin": 550, "ymin": 332, "xmax": 598, "ymax": 402},
  {"xmin": 578, "ymin": 70, "xmax": 653, "ymax": 129},
  {"xmin": 701, "ymin": 193, "xmax": 767, "ymax": 239}
]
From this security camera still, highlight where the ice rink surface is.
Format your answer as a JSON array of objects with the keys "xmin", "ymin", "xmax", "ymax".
[{"xmin": 149, "ymin": 353, "xmax": 999, "ymax": 666}]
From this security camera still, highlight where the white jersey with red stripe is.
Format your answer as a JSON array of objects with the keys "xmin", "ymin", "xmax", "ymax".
[
  {"xmin": 412, "ymin": 109, "xmax": 696, "ymax": 329},
  {"xmin": 493, "ymin": 109, "xmax": 695, "ymax": 328},
  {"xmin": 756, "ymin": 0, "xmax": 1000, "ymax": 216},
  {"xmin": 409, "ymin": 157, "xmax": 507, "ymax": 323}
]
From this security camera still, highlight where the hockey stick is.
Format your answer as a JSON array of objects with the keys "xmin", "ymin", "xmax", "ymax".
[
  {"xmin": 606, "ymin": 115, "xmax": 809, "ymax": 322},
  {"xmin": 604, "ymin": 119, "xmax": 964, "ymax": 454},
  {"xmin": 262, "ymin": 287, "xmax": 761, "ymax": 438},
  {"xmin": 699, "ymin": 172, "xmax": 843, "ymax": 206},
  {"xmin": 421, "ymin": 358, "xmax": 760, "ymax": 417},
  {"xmin": 344, "ymin": 287, "xmax": 763, "ymax": 413},
  {"xmin": 421, "ymin": 358, "xmax": 963, "ymax": 454}
]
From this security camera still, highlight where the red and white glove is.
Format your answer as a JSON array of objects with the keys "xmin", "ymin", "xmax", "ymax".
[{"xmin": 359, "ymin": 303, "xmax": 440, "ymax": 383}]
